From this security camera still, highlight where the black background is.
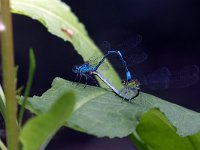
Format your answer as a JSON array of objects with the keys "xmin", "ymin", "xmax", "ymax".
[{"xmin": 10, "ymin": 0, "xmax": 200, "ymax": 149}]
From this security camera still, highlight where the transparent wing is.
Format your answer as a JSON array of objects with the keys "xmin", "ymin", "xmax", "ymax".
[
  {"xmin": 97, "ymin": 61, "xmax": 109, "ymax": 72},
  {"xmin": 87, "ymin": 56, "xmax": 109, "ymax": 72},
  {"xmin": 100, "ymin": 34, "xmax": 142, "ymax": 53},
  {"xmin": 117, "ymin": 35, "xmax": 147, "ymax": 66},
  {"xmin": 87, "ymin": 56, "xmax": 103, "ymax": 66},
  {"xmin": 123, "ymin": 47, "xmax": 148, "ymax": 66},
  {"xmin": 171, "ymin": 65, "xmax": 199, "ymax": 75},
  {"xmin": 139, "ymin": 65, "xmax": 199, "ymax": 90},
  {"xmin": 168, "ymin": 65, "xmax": 199, "ymax": 88},
  {"xmin": 139, "ymin": 67, "xmax": 171, "ymax": 90},
  {"xmin": 100, "ymin": 35, "xmax": 147, "ymax": 68},
  {"xmin": 116, "ymin": 34, "xmax": 143, "ymax": 51},
  {"xmin": 100, "ymin": 41, "xmax": 112, "ymax": 52}
]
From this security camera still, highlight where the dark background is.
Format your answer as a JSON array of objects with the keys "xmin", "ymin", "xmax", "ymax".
[{"xmin": 9, "ymin": 0, "xmax": 200, "ymax": 149}]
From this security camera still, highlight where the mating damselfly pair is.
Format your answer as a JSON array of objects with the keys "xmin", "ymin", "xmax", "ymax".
[{"xmin": 72, "ymin": 35, "xmax": 199, "ymax": 102}]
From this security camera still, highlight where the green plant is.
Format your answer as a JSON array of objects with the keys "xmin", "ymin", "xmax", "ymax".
[
  {"xmin": 0, "ymin": 0, "xmax": 200, "ymax": 150},
  {"xmin": 0, "ymin": 1, "xmax": 75, "ymax": 149},
  {"xmin": 1, "ymin": 1, "xmax": 18, "ymax": 149}
]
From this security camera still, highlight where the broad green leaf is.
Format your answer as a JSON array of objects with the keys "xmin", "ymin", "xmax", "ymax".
[
  {"xmin": 20, "ymin": 91, "xmax": 75, "ymax": 150},
  {"xmin": 0, "ymin": 84, "xmax": 6, "ymax": 120},
  {"xmin": 23, "ymin": 78, "xmax": 200, "ymax": 140},
  {"xmin": 135, "ymin": 109, "xmax": 200, "ymax": 150},
  {"xmin": 10, "ymin": 0, "xmax": 122, "ymax": 89}
]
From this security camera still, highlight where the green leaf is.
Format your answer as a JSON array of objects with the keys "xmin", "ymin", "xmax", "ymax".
[
  {"xmin": 23, "ymin": 78, "xmax": 200, "ymax": 140},
  {"xmin": 135, "ymin": 109, "xmax": 200, "ymax": 150},
  {"xmin": 0, "ymin": 138, "xmax": 7, "ymax": 150},
  {"xmin": 20, "ymin": 91, "xmax": 75, "ymax": 150},
  {"xmin": 129, "ymin": 132, "xmax": 149, "ymax": 150},
  {"xmin": 0, "ymin": 84, "xmax": 6, "ymax": 120},
  {"xmin": 10, "ymin": 0, "xmax": 122, "ymax": 89},
  {"xmin": 19, "ymin": 48, "xmax": 36, "ymax": 126}
]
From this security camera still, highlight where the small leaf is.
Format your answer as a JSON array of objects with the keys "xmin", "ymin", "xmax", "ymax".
[
  {"xmin": 129, "ymin": 132, "xmax": 149, "ymax": 150},
  {"xmin": 0, "ymin": 138, "xmax": 7, "ymax": 150},
  {"xmin": 0, "ymin": 84, "xmax": 6, "ymax": 120},
  {"xmin": 18, "ymin": 48, "xmax": 36, "ymax": 126},
  {"xmin": 20, "ymin": 91, "xmax": 75, "ymax": 150},
  {"xmin": 23, "ymin": 78, "xmax": 200, "ymax": 139}
]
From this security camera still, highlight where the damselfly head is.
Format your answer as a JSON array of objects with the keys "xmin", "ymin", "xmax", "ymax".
[
  {"xmin": 121, "ymin": 79, "xmax": 127, "ymax": 86},
  {"xmin": 72, "ymin": 66, "xmax": 79, "ymax": 73},
  {"xmin": 122, "ymin": 79, "xmax": 140, "ymax": 89},
  {"xmin": 131, "ymin": 79, "xmax": 141, "ymax": 89}
]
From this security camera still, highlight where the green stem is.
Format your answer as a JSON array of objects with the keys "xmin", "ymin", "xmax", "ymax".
[
  {"xmin": 0, "ymin": 138, "xmax": 8, "ymax": 150},
  {"xmin": 1, "ymin": 0, "xmax": 19, "ymax": 150},
  {"xmin": 18, "ymin": 48, "xmax": 36, "ymax": 127}
]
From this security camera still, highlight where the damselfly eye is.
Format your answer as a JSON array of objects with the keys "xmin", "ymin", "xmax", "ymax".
[
  {"xmin": 121, "ymin": 80, "xmax": 126, "ymax": 85},
  {"xmin": 72, "ymin": 66, "xmax": 78, "ymax": 73}
]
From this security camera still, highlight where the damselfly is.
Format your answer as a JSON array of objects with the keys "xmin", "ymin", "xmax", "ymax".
[
  {"xmin": 97, "ymin": 35, "xmax": 147, "ymax": 100},
  {"xmin": 72, "ymin": 52, "xmax": 141, "ymax": 100},
  {"xmin": 72, "ymin": 35, "xmax": 146, "ymax": 100}
]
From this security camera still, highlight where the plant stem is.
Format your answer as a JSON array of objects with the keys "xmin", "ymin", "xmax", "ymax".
[{"xmin": 1, "ymin": 0, "xmax": 19, "ymax": 150}]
